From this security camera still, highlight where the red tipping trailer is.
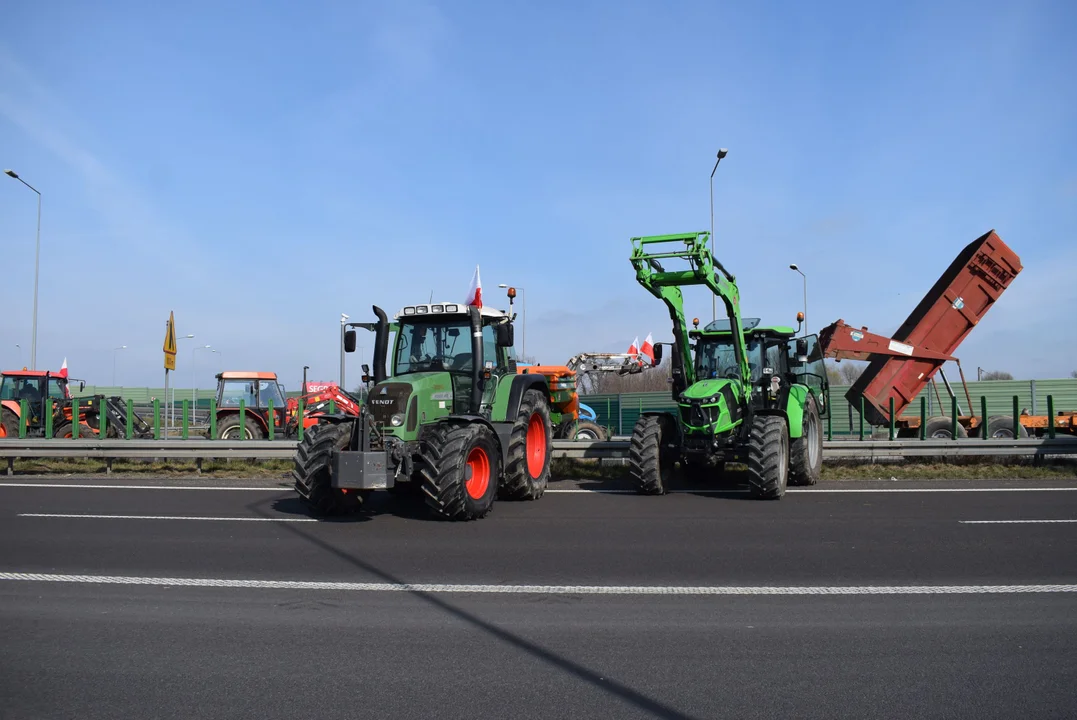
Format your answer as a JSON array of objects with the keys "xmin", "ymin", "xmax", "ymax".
[{"xmin": 819, "ymin": 230, "xmax": 1074, "ymax": 438}]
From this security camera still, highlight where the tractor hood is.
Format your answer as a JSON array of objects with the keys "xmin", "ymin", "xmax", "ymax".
[
  {"xmin": 367, "ymin": 372, "xmax": 454, "ymax": 438},
  {"xmin": 680, "ymin": 378, "xmax": 737, "ymax": 404},
  {"xmin": 678, "ymin": 378, "xmax": 745, "ymax": 434}
]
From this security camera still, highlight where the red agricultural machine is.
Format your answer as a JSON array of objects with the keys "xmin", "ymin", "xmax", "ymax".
[{"xmin": 818, "ymin": 229, "xmax": 1075, "ymax": 438}]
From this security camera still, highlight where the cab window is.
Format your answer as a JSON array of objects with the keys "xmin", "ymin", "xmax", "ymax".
[
  {"xmin": 219, "ymin": 380, "xmax": 258, "ymax": 408},
  {"xmin": 259, "ymin": 381, "xmax": 285, "ymax": 408},
  {"xmin": 48, "ymin": 379, "xmax": 67, "ymax": 400}
]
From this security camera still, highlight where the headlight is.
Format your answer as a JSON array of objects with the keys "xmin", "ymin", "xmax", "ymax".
[{"xmin": 390, "ymin": 414, "xmax": 404, "ymax": 427}]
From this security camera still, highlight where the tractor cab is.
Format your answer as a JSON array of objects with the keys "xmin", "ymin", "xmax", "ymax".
[
  {"xmin": 347, "ymin": 301, "xmax": 517, "ymax": 442},
  {"xmin": 212, "ymin": 371, "xmax": 289, "ymax": 439}
]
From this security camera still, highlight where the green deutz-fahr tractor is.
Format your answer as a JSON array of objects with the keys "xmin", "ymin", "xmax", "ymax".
[
  {"xmin": 292, "ymin": 293, "xmax": 572, "ymax": 521},
  {"xmin": 628, "ymin": 232, "xmax": 829, "ymax": 499}
]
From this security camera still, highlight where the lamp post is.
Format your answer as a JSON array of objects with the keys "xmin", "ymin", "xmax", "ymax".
[
  {"xmin": 193, "ymin": 345, "xmax": 216, "ymax": 421},
  {"xmin": 708, "ymin": 149, "xmax": 728, "ymax": 323},
  {"xmin": 497, "ymin": 284, "xmax": 526, "ymax": 360},
  {"xmin": 4, "ymin": 169, "xmax": 42, "ymax": 369},
  {"xmin": 789, "ymin": 264, "xmax": 807, "ymax": 336},
  {"xmin": 112, "ymin": 346, "xmax": 127, "ymax": 386},
  {"xmin": 15, "ymin": 344, "xmax": 22, "ymax": 368}
]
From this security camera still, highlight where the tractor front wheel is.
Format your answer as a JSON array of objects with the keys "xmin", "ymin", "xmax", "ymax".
[
  {"xmin": 419, "ymin": 422, "xmax": 501, "ymax": 521},
  {"xmin": 500, "ymin": 389, "xmax": 552, "ymax": 501},
  {"xmin": 52, "ymin": 422, "xmax": 95, "ymax": 439},
  {"xmin": 0, "ymin": 408, "xmax": 18, "ymax": 438},
  {"xmin": 629, "ymin": 415, "xmax": 677, "ymax": 495},
  {"xmin": 574, "ymin": 420, "xmax": 607, "ymax": 442},
  {"xmin": 747, "ymin": 415, "xmax": 789, "ymax": 500},
  {"xmin": 789, "ymin": 394, "xmax": 822, "ymax": 486},
  {"xmin": 218, "ymin": 415, "xmax": 265, "ymax": 440},
  {"xmin": 292, "ymin": 423, "xmax": 368, "ymax": 515}
]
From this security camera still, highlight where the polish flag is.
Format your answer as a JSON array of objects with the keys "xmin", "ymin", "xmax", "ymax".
[
  {"xmin": 57, "ymin": 358, "xmax": 69, "ymax": 379},
  {"xmin": 640, "ymin": 333, "xmax": 655, "ymax": 365},
  {"xmin": 465, "ymin": 265, "xmax": 482, "ymax": 308},
  {"xmin": 627, "ymin": 336, "xmax": 640, "ymax": 356}
]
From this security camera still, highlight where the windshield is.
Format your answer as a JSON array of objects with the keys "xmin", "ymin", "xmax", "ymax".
[
  {"xmin": 696, "ymin": 337, "xmax": 765, "ymax": 383},
  {"xmin": 394, "ymin": 319, "xmax": 474, "ymax": 375},
  {"xmin": 259, "ymin": 381, "xmax": 285, "ymax": 407},
  {"xmin": 218, "ymin": 379, "xmax": 258, "ymax": 407}
]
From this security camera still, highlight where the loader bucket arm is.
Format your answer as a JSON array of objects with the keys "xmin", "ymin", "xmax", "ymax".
[{"xmin": 630, "ymin": 232, "xmax": 750, "ymax": 395}]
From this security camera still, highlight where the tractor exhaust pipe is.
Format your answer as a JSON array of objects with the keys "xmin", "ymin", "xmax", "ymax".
[
  {"xmin": 468, "ymin": 305, "xmax": 483, "ymax": 414},
  {"xmin": 372, "ymin": 305, "xmax": 390, "ymax": 385}
]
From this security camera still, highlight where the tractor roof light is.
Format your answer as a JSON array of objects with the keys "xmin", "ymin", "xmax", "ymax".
[
  {"xmin": 403, "ymin": 307, "xmax": 416, "ymax": 315},
  {"xmin": 431, "ymin": 305, "xmax": 444, "ymax": 313},
  {"xmin": 445, "ymin": 304, "xmax": 459, "ymax": 312},
  {"xmin": 416, "ymin": 306, "xmax": 429, "ymax": 314}
]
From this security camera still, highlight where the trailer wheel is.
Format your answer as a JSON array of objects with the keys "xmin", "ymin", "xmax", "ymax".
[
  {"xmin": 629, "ymin": 415, "xmax": 676, "ymax": 495},
  {"xmin": 924, "ymin": 417, "xmax": 969, "ymax": 439},
  {"xmin": 419, "ymin": 422, "xmax": 501, "ymax": 521},
  {"xmin": 292, "ymin": 423, "xmax": 367, "ymax": 515},
  {"xmin": 789, "ymin": 394, "xmax": 822, "ymax": 486},
  {"xmin": 981, "ymin": 415, "xmax": 1028, "ymax": 439},
  {"xmin": 500, "ymin": 389, "xmax": 551, "ymax": 501},
  {"xmin": 747, "ymin": 415, "xmax": 789, "ymax": 500}
]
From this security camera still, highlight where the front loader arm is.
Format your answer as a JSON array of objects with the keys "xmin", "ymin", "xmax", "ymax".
[{"xmin": 630, "ymin": 232, "xmax": 751, "ymax": 393}]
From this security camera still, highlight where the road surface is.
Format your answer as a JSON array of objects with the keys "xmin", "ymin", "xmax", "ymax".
[{"xmin": 2, "ymin": 476, "xmax": 1076, "ymax": 719}]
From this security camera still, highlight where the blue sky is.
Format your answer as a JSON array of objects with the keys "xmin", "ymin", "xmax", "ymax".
[{"xmin": 2, "ymin": 0, "xmax": 1075, "ymax": 391}]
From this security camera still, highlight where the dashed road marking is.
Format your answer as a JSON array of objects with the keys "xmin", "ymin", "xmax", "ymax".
[
  {"xmin": 960, "ymin": 519, "xmax": 1077, "ymax": 524},
  {"xmin": 0, "ymin": 572, "xmax": 1074, "ymax": 595},
  {"xmin": 17, "ymin": 513, "xmax": 317, "ymax": 522}
]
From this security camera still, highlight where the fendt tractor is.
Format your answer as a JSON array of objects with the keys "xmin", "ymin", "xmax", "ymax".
[
  {"xmin": 291, "ymin": 290, "xmax": 572, "ymax": 521},
  {"xmin": 627, "ymin": 232, "xmax": 829, "ymax": 499}
]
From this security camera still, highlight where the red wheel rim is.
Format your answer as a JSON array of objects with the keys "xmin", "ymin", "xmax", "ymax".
[
  {"xmin": 526, "ymin": 413, "xmax": 546, "ymax": 478},
  {"xmin": 0, "ymin": 424, "xmax": 6, "ymax": 438},
  {"xmin": 465, "ymin": 445, "xmax": 491, "ymax": 500}
]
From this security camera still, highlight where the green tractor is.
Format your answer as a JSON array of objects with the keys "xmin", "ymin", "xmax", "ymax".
[
  {"xmin": 628, "ymin": 232, "xmax": 829, "ymax": 499},
  {"xmin": 292, "ymin": 293, "xmax": 572, "ymax": 521}
]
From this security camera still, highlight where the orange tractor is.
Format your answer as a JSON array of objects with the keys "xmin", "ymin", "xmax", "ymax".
[
  {"xmin": 210, "ymin": 371, "xmax": 364, "ymax": 439},
  {"xmin": 0, "ymin": 368, "xmax": 147, "ymax": 438}
]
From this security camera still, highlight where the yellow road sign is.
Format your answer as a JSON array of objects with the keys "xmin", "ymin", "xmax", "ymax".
[{"xmin": 164, "ymin": 311, "xmax": 177, "ymax": 370}]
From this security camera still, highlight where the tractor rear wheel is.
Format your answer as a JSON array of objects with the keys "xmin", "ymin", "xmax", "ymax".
[
  {"xmin": 574, "ymin": 420, "xmax": 607, "ymax": 442},
  {"xmin": 629, "ymin": 415, "xmax": 676, "ymax": 495},
  {"xmin": 500, "ymin": 389, "xmax": 552, "ymax": 501},
  {"xmin": 419, "ymin": 422, "xmax": 501, "ymax": 521},
  {"xmin": 52, "ymin": 422, "xmax": 95, "ymax": 439},
  {"xmin": 747, "ymin": 415, "xmax": 789, "ymax": 500},
  {"xmin": 218, "ymin": 415, "xmax": 265, "ymax": 440},
  {"xmin": 0, "ymin": 408, "xmax": 18, "ymax": 438},
  {"xmin": 293, "ymin": 423, "xmax": 368, "ymax": 515},
  {"xmin": 789, "ymin": 394, "xmax": 822, "ymax": 486}
]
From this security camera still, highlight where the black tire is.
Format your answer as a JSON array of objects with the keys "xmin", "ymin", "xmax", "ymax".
[
  {"xmin": 292, "ymin": 423, "xmax": 368, "ymax": 515},
  {"xmin": 789, "ymin": 394, "xmax": 822, "ymax": 486},
  {"xmin": 629, "ymin": 415, "xmax": 677, "ymax": 495},
  {"xmin": 1, "ymin": 408, "xmax": 18, "ymax": 438},
  {"xmin": 500, "ymin": 389, "xmax": 551, "ymax": 501},
  {"xmin": 218, "ymin": 414, "xmax": 265, "ymax": 440},
  {"xmin": 574, "ymin": 420, "xmax": 608, "ymax": 442},
  {"xmin": 51, "ymin": 421, "xmax": 95, "ymax": 439},
  {"xmin": 419, "ymin": 422, "xmax": 501, "ymax": 521},
  {"xmin": 747, "ymin": 415, "xmax": 789, "ymax": 500},
  {"xmin": 979, "ymin": 415, "xmax": 1029, "ymax": 439},
  {"xmin": 924, "ymin": 416, "xmax": 968, "ymax": 439}
]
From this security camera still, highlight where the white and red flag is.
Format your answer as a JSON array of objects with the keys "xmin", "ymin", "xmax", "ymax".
[
  {"xmin": 465, "ymin": 265, "xmax": 483, "ymax": 307},
  {"xmin": 640, "ymin": 333, "xmax": 655, "ymax": 365},
  {"xmin": 58, "ymin": 358, "xmax": 69, "ymax": 378},
  {"xmin": 627, "ymin": 336, "xmax": 640, "ymax": 356}
]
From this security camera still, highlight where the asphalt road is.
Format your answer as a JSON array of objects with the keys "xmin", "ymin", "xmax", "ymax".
[{"xmin": 2, "ymin": 477, "xmax": 1076, "ymax": 719}]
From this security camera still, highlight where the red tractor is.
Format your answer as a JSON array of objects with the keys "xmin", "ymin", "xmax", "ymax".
[{"xmin": 210, "ymin": 371, "xmax": 365, "ymax": 439}]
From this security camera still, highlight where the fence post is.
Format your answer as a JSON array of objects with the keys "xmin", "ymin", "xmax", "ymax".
[
  {"xmin": 126, "ymin": 399, "xmax": 133, "ymax": 440},
  {"xmin": 328, "ymin": 399, "xmax": 336, "ymax": 415},
  {"xmin": 45, "ymin": 399, "xmax": 53, "ymax": 439},
  {"xmin": 209, "ymin": 399, "xmax": 217, "ymax": 439},
  {"xmin": 100, "ymin": 398, "xmax": 107, "ymax": 438},
  {"xmin": 981, "ymin": 396, "xmax": 988, "ymax": 440},
  {"xmin": 888, "ymin": 397, "xmax": 895, "ymax": 441},
  {"xmin": 297, "ymin": 400, "xmax": 305, "ymax": 443},
  {"xmin": 153, "ymin": 398, "xmax": 161, "ymax": 440},
  {"xmin": 72, "ymin": 401, "xmax": 79, "ymax": 439},
  {"xmin": 618, "ymin": 394, "xmax": 624, "ymax": 436},
  {"xmin": 182, "ymin": 400, "xmax": 189, "ymax": 440},
  {"xmin": 1048, "ymin": 395, "xmax": 1055, "ymax": 439},
  {"xmin": 1030, "ymin": 380, "xmax": 1037, "ymax": 416},
  {"xmin": 1013, "ymin": 396, "xmax": 1020, "ymax": 438},
  {"xmin": 858, "ymin": 397, "xmax": 865, "ymax": 441},
  {"xmin": 951, "ymin": 396, "xmax": 959, "ymax": 439},
  {"xmin": 19, "ymin": 399, "xmax": 28, "ymax": 439},
  {"xmin": 239, "ymin": 400, "xmax": 247, "ymax": 439},
  {"xmin": 826, "ymin": 405, "xmax": 832, "ymax": 441},
  {"xmin": 268, "ymin": 399, "xmax": 275, "ymax": 441},
  {"xmin": 919, "ymin": 397, "xmax": 926, "ymax": 441}
]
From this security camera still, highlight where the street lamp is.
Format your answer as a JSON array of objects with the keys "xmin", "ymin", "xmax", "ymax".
[
  {"xmin": 15, "ymin": 344, "xmax": 22, "ymax": 368},
  {"xmin": 497, "ymin": 284, "xmax": 526, "ymax": 360},
  {"xmin": 193, "ymin": 345, "xmax": 217, "ymax": 420},
  {"xmin": 789, "ymin": 264, "xmax": 807, "ymax": 336},
  {"xmin": 709, "ymin": 149, "xmax": 728, "ymax": 322},
  {"xmin": 112, "ymin": 346, "xmax": 127, "ymax": 386},
  {"xmin": 5, "ymin": 169, "xmax": 42, "ymax": 369}
]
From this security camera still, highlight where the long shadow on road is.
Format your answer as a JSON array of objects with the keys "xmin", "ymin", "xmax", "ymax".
[{"xmin": 247, "ymin": 492, "xmax": 703, "ymax": 720}]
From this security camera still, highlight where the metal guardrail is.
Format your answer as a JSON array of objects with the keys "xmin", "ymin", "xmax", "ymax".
[{"xmin": 3, "ymin": 437, "xmax": 1076, "ymax": 474}]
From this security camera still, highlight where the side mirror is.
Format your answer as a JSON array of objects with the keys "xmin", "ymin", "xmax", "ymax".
[
  {"xmin": 652, "ymin": 344, "xmax": 664, "ymax": 364},
  {"xmin": 496, "ymin": 322, "xmax": 514, "ymax": 348},
  {"xmin": 362, "ymin": 363, "xmax": 370, "ymax": 375},
  {"xmin": 796, "ymin": 338, "xmax": 809, "ymax": 363},
  {"xmin": 79, "ymin": 381, "xmax": 86, "ymax": 392},
  {"xmin": 344, "ymin": 329, "xmax": 356, "ymax": 353}
]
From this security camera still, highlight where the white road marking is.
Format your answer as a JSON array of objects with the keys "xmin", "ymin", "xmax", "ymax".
[
  {"xmin": 0, "ymin": 483, "xmax": 282, "ymax": 491},
  {"xmin": 960, "ymin": 519, "xmax": 1077, "ymax": 524},
  {"xmin": 17, "ymin": 513, "xmax": 318, "ymax": 523},
  {"xmin": 0, "ymin": 572, "xmax": 1074, "ymax": 595}
]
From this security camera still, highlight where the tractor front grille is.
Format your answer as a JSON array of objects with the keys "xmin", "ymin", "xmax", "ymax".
[
  {"xmin": 367, "ymin": 383, "xmax": 412, "ymax": 427},
  {"xmin": 680, "ymin": 402, "xmax": 719, "ymax": 428}
]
